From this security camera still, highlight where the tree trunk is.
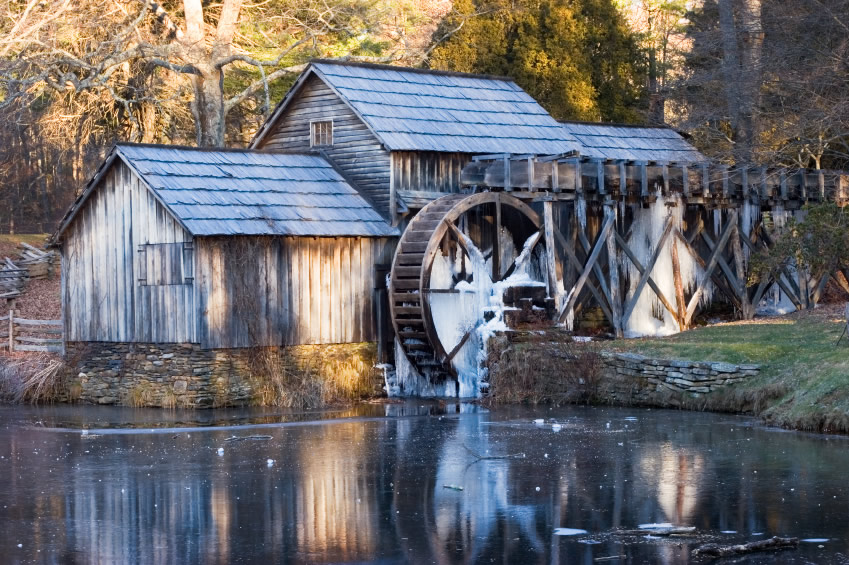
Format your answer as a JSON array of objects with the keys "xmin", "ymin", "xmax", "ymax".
[
  {"xmin": 191, "ymin": 69, "xmax": 227, "ymax": 147},
  {"xmin": 718, "ymin": 0, "xmax": 764, "ymax": 164}
]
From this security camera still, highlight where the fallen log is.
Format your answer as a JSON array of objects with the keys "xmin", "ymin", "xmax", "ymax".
[
  {"xmin": 616, "ymin": 526, "xmax": 696, "ymax": 536},
  {"xmin": 692, "ymin": 536, "xmax": 799, "ymax": 557}
]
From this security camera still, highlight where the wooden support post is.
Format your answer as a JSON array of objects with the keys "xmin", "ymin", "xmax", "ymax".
[
  {"xmin": 503, "ymin": 155, "xmax": 512, "ymax": 192},
  {"xmin": 730, "ymin": 218, "xmax": 754, "ymax": 319},
  {"xmin": 527, "ymin": 156, "xmax": 535, "ymax": 192},
  {"xmin": 605, "ymin": 204, "xmax": 622, "ymax": 336},
  {"xmin": 799, "ymin": 169, "xmax": 807, "ymax": 200},
  {"xmin": 702, "ymin": 163, "xmax": 710, "ymax": 198},
  {"xmin": 639, "ymin": 161, "xmax": 648, "ymax": 198},
  {"xmin": 662, "ymin": 163, "xmax": 670, "ymax": 195},
  {"xmin": 670, "ymin": 239, "xmax": 687, "ymax": 330},
  {"xmin": 682, "ymin": 165, "xmax": 690, "ymax": 197},
  {"xmin": 741, "ymin": 167, "xmax": 749, "ymax": 199},
  {"xmin": 543, "ymin": 201, "xmax": 560, "ymax": 307},
  {"xmin": 619, "ymin": 161, "xmax": 626, "ymax": 196},
  {"xmin": 551, "ymin": 161, "xmax": 560, "ymax": 193},
  {"xmin": 571, "ymin": 158, "xmax": 583, "ymax": 197},
  {"xmin": 597, "ymin": 159, "xmax": 606, "ymax": 195},
  {"xmin": 722, "ymin": 165, "xmax": 730, "ymax": 198}
]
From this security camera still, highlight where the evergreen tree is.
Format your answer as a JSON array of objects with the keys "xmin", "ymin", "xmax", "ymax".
[{"xmin": 428, "ymin": 0, "xmax": 647, "ymax": 122}]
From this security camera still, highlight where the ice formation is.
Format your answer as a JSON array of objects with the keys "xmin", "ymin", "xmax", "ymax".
[
  {"xmin": 621, "ymin": 192, "xmax": 712, "ymax": 337},
  {"xmin": 391, "ymin": 231, "xmax": 549, "ymax": 398}
]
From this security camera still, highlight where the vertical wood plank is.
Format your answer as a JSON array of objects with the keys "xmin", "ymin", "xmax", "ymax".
[
  {"xmin": 351, "ymin": 236, "xmax": 363, "ymax": 343},
  {"xmin": 309, "ymin": 238, "xmax": 321, "ymax": 344},
  {"xmin": 332, "ymin": 238, "xmax": 342, "ymax": 343},
  {"xmin": 341, "ymin": 238, "xmax": 352, "ymax": 343},
  {"xmin": 321, "ymin": 239, "xmax": 332, "ymax": 344}
]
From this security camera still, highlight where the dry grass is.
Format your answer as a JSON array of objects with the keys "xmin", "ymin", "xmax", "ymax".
[
  {"xmin": 484, "ymin": 334, "xmax": 603, "ymax": 406},
  {"xmin": 0, "ymin": 352, "xmax": 66, "ymax": 403},
  {"xmin": 247, "ymin": 346, "xmax": 379, "ymax": 409}
]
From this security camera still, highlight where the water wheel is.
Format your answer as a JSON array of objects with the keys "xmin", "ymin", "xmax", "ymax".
[{"xmin": 389, "ymin": 192, "xmax": 552, "ymax": 386}]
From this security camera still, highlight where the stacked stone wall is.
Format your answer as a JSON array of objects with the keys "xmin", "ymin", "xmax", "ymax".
[
  {"xmin": 598, "ymin": 351, "xmax": 760, "ymax": 406},
  {"xmin": 63, "ymin": 341, "xmax": 382, "ymax": 408}
]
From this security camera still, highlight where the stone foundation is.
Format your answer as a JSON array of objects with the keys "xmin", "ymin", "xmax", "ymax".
[
  {"xmin": 63, "ymin": 341, "xmax": 383, "ymax": 408},
  {"xmin": 598, "ymin": 351, "xmax": 760, "ymax": 406}
]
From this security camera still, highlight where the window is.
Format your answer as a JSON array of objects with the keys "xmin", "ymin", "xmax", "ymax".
[
  {"xmin": 310, "ymin": 120, "xmax": 333, "ymax": 147},
  {"xmin": 138, "ymin": 242, "xmax": 193, "ymax": 286}
]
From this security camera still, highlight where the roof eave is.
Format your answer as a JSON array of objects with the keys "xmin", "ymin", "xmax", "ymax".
[
  {"xmin": 49, "ymin": 146, "xmax": 197, "ymax": 246},
  {"xmin": 49, "ymin": 147, "xmax": 121, "ymax": 245}
]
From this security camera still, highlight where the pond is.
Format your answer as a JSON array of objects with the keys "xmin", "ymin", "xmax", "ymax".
[{"xmin": 0, "ymin": 402, "xmax": 847, "ymax": 564}]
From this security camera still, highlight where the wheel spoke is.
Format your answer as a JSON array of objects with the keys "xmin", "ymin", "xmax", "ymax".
[
  {"xmin": 500, "ymin": 230, "xmax": 543, "ymax": 281},
  {"xmin": 444, "ymin": 219, "xmax": 487, "ymax": 268}
]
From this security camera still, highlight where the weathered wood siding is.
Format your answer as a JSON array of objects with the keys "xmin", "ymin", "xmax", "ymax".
[
  {"xmin": 61, "ymin": 161, "xmax": 196, "ymax": 343},
  {"xmin": 256, "ymin": 74, "xmax": 392, "ymax": 218},
  {"xmin": 391, "ymin": 151, "xmax": 471, "ymax": 193},
  {"xmin": 196, "ymin": 236, "xmax": 395, "ymax": 348}
]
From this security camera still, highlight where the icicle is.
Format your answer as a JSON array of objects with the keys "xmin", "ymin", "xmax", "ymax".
[
  {"xmin": 713, "ymin": 209, "xmax": 721, "ymax": 239},
  {"xmin": 620, "ymin": 192, "xmax": 712, "ymax": 337}
]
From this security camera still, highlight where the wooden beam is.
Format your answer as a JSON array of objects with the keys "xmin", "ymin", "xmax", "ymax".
[
  {"xmin": 504, "ymin": 155, "xmax": 511, "ymax": 192},
  {"xmin": 554, "ymin": 227, "xmax": 614, "ymax": 324},
  {"xmin": 618, "ymin": 216, "xmax": 676, "ymax": 327},
  {"xmin": 543, "ymin": 201, "xmax": 560, "ymax": 307},
  {"xmin": 670, "ymin": 236, "xmax": 687, "ymax": 330},
  {"xmin": 684, "ymin": 210, "xmax": 738, "ymax": 326},
  {"xmin": 559, "ymin": 210, "xmax": 615, "ymax": 323},
  {"xmin": 619, "ymin": 161, "xmax": 627, "ymax": 195},
  {"xmin": 551, "ymin": 161, "xmax": 560, "ymax": 193},
  {"xmin": 606, "ymin": 204, "xmax": 622, "ymax": 336},
  {"xmin": 730, "ymin": 216, "xmax": 754, "ymax": 319},
  {"xmin": 597, "ymin": 159, "xmax": 606, "ymax": 195}
]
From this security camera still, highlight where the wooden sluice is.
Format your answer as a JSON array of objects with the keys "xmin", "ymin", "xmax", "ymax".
[{"xmin": 459, "ymin": 154, "xmax": 849, "ymax": 337}]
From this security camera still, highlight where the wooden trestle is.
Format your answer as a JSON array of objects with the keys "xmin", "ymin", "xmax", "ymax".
[{"xmin": 459, "ymin": 154, "xmax": 849, "ymax": 336}]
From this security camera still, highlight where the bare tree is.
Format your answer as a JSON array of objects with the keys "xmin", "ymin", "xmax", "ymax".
[{"xmin": 0, "ymin": 0, "xmax": 433, "ymax": 146}]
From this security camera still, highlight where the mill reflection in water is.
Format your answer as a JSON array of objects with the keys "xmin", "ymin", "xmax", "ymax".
[{"xmin": 0, "ymin": 402, "xmax": 847, "ymax": 564}]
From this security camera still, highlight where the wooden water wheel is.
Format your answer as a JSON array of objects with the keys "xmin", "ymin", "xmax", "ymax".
[{"xmin": 389, "ymin": 192, "xmax": 552, "ymax": 382}]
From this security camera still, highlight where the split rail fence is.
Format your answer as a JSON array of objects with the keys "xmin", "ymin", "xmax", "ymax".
[{"xmin": 0, "ymin": 311, "xmax": 63, "ymax": 353}]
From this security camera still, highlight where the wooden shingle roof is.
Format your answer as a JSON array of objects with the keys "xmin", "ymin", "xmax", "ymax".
[
  {"xmin": 254, "ymin": 60, "xmax": 582, "ymax": 155},
  {"xmin": 559, "ymin": 122, "xmax": 705, "ymax": 162},
  {"xmin": 54, "ymin": 144, "xmax": 399, "ymax": 240}
]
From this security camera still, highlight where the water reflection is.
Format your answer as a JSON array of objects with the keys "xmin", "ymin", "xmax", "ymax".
[{"xmin": 0, "ymin": 404, "xmax": 848, "ymax": 564}]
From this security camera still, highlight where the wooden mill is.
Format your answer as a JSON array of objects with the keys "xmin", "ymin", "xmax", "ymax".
[{"xmin": 49, "ymin": 60, "xmax": 847, "ymax": 400}]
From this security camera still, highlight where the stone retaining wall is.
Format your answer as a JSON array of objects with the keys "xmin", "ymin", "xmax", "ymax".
[
  {"xmin": 598, "ymin": 351, "xmax": 760, "ymax": 406},
  {"xmin": 63, "ymin": 341, "xmax": 382, "ymax": 408}
]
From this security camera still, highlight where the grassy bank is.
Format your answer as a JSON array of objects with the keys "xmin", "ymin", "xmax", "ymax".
[{"xmin": 610, "ymin": 303, "xmax": 849, "ymax": 434}]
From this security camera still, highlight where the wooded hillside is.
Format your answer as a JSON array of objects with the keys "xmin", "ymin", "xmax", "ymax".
[{"xmin": 2, "ymin": 0, "xmax": 849, "ymax": 233}]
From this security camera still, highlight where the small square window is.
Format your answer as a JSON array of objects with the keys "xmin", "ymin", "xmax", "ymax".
[{"xmin": 311, "ymin": 120, "xmax": 333, "ymax": 147}]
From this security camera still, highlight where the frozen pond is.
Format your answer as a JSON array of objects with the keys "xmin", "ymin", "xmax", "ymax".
[{"xmin": 1, "ymin": 402, "xmax": 848, "ymax": 564}]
